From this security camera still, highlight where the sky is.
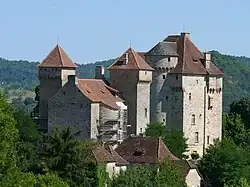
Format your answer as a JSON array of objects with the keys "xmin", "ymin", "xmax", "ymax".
[{"xmin": 0, "ymin": 0, "xmax": 249, "ymax": 64}]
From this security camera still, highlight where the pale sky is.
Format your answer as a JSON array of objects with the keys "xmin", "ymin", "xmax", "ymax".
[{"xmin": 0, "ymin": 0, "xmax": 249, "ymax": 64}]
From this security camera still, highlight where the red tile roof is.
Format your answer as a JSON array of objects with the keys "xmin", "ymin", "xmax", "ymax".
[
  {"xmin": 38, "ymin": 45, "xmax": 77, "ymax": 68},
  {"xmin": 115, "ymin": 136, "xmax": 179, "ymax": 164},
  {"xmin": 108, "ymin": 48, "xmax": 154, "ymax": 71},
  {"xmin": 77, "ymin": 79, "xmax": 123, "ymax": 110},
  {"xmin": 92, "ymin": 145, "xmax": 115, "ymax": 163},
  {"xmin": 147, "ymin": 33, "xmax": 223, "ymax": 76},
  {"xmin": 105, "ymin": 145, "xmax": 129, "ymax": 165},
  {"xmin": 165, "ymin": 34, "xmax": 223, "ymax": 75}
]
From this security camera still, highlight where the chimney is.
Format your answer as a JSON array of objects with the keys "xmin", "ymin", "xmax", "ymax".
[
  {"xmin": 203, "ymin": 52, "xmax": 211, "ymax": 69},
  {"xmin": 181, "ymin": 32, "xmax": 190, "ymax": 39},
  {"xmin": 95, "ymin": 66, "xmax": 105, "ymax": 79},
  {"xmin": 68, "ymin": 75, "xmax": 78, "ymax": 85}
]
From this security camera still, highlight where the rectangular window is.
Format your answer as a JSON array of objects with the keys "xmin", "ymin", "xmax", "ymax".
[
  {"xmin": 195, "ymin": 132, "xmax": 199, "ymax": 143},
  {"xmin": 163, "ymin": 74, "xmax": 166, "ymax": 79},
  {"xmin": 189, "ymin": 93, "xmax": 191, "ymax": 100},
  {"xmin": 140, "ymin": 128, "xmax": 143, "ymax": 133},
  {"xmin": 207, "ymin": 136, "xmax": 210, "ymax": 145},
  {"xmin": 191, "ymin": 114, "xmax": 196, "ymax": 125},
  {"xmin": 176, "ymin": 75, "xmax": 178, "ymax": 80},
  {"xmin": 144, "ymin": 71, "xmax": 147, "ymax": 75},
  {"xmin": 145, "ymin": 108, "xmax": 147, "ymax": 118},
  {"xmin": 166, "ymin": 96, "xmax": 168, "ymax": 101},
  {"xmin": 168, "ymin": 57, "xmax": 171, "ymax": 62}
]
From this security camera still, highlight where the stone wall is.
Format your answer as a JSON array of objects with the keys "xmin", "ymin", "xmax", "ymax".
[
  {"xmin": 109, "ymin": 70, "xmax": 138, "ymax": 135},
  {"xmin": 48, "ymin": 80, "xmax": 92, "ymax": 139},
  {"xmin": 136, "ymin": 81, "xmax": 151, "ymax": 134},
  {"xmin": 204, "ymin": 76, "xmax": 223, "ymax": 150},
  {"xmin": 182, "ymin": 75, "xmax": 206, "ymax": 156},
  {"xmin": 185, "ymin": 169, "xmax": 202, "ymax": 187}
]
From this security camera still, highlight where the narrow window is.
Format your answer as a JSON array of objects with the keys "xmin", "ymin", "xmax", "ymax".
[
  {"xmin": 189, "ymin": 93, "xmax": 191, "ymax": 100},
  {"xmin": 145, "ymin": 108, "xmax": 148, "ymax": 117},
  {"xmin": 196, "ymin": 80, "xmax": 199, "ymax": 84},
  {"xmin": 166, "ymin": 96, "xmax": 168, "ymax": 101},
  {"xmin": 208, "ymin": 96, "xmax": 213, "ymax": 110},
  {"xmin": 168, "ymin": 57, "xmax": 171, "ymax": 62},
  {"xmin": 195, "ymin": 132, "xmax": 199, "ymax": 143},
  {"xmin": 191, "ymin": 114, "xmax": 195, "ymax": 125},
  {"xmin": 163, "ymin": 74, "xmax": 166, "ymax": 79},
  {"xmin": 207, "ymin": 136, "xmax": 210, "ymax": 145},
  {"xmin": 140, "ymin": 128, "xmax": 143, "ymax": 133},
  {"xmin": 63, "ymin": 91, "xmax": 66, "ymax": 95},
  {"xmin": 176, "ymin": 75, "xmax": 178, "ymax": 80},
  {"xmin": 145, "ymin": 71, "xmax": 147, "ymax": 75}
]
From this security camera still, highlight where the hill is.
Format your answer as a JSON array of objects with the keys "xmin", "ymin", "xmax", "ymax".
[{"xmin": 0, "ymin": 51, "xmax": 249, "ymax": 112}]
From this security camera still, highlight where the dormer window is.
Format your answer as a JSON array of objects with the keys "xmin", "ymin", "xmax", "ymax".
[{"xmin": 133, "ymin": 151, "xmax": 144, "ymax": 156}]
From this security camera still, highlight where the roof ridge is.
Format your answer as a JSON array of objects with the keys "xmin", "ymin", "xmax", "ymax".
[{"xmin": 57, "ymin": 45, "xmax": 63, "ymax": 66}]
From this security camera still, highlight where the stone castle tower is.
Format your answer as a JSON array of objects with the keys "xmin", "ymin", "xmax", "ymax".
[
  {"xmin": 108, "ymin": 48, "xmax": 154, "ymax": 135},
  {"xmin": 38, "ymin": 45, "xmax": 77, "ymax": 132},
  {"xmin": 145, "ymin": 33, "xmax": 223, "ymax": 156}
]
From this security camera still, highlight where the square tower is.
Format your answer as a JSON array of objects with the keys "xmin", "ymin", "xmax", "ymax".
[
  {"xmin": 146, "ymin": 33, "xmax": 223, "ymax": 157},
  {"xmin": 108, "ymin": 48, "xmax": 154, "ymax": 135},
  {"xmin": 37, "ymin": 45, "xmax": 77, "ymax": 132}
]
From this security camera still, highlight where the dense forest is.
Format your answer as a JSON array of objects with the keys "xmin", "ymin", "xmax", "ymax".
[{"xmin": 0, "ymin": 50, "xmax": 250, "ymax": 112}]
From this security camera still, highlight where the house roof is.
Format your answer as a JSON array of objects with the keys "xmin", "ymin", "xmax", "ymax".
[
  {"xmin": 105, "ymin": 145, "xmax": 129, "ymax": 165},
  {"xmin": 147, "ymin": 33, "xmax": 223, "ymax": 76},
  {"xmin": 115, "ymin": 136, "xmax": 179, "ymax": 164},
  {"xmin": 108, "ymin": 48, "xmax": 154, "ymax": 71},
  {"xmin": 92, "ymin": 145, "xmax": 115, "ymax": 163},
  {"xmin": 173, "ymin": 160, "xmax": 203, "ymax": 179},
  {"xmin": 38, "ymin": 45, "xmax": 78, "ymax": 68},
  {"xmin": 77, "ymin": 79, "xmax": 123, "ymax": 110}
]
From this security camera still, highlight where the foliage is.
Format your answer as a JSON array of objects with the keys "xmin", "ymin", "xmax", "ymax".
[
  {"xmin": 199, "ymin": 138, "xmax": 250, "ymax": 187},
  {"xmin": 156, "ymin": 158, "xmax": 186, "ymax": 187},
  {"xmin": 229, "ymin": 96, "xmax": 250, "ymax": 129},
  {"xmin": 0, "ymin": 93, "xmax": 18, "ymax": 178},
  {"xmin": 145, "ymin": 123, "xmax": 188, "ymax": 158},
  {"xmin": 110, "ymin": 165, "xmax": 155, "ymax": 187},
  {"xmin": 223, "ymin": 113, "xmax": 250, "ymax": 149},
  {"xmin": 35, "ymin": 173, "xmax": 69, "ymax": 187},
  {"xmin": 190, "ymin": 152, "xmax": 200, "ymax": 160},
  {"xmin": 97, "ymin": 164, "xmax": 110, "ymax": 187},
  {"xmin": 41, "ymin": 127, "xmax": 99, "ymax": 187},
  {"xmin": 111, "ymin": 159, "xmax": 186, "ymax": 187},
  {"xmin": 13, "ymin": 109, "xmax": 41, "ymax": 172},
  {"xmin": 211, "ymin": 51, "xmax": 250, "ymax": 112},
  {"xmin": 224, "ymin": 178, "xmax": 250, "ymax": 187}
]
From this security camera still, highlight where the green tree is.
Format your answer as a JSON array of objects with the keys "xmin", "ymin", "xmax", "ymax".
[
  {"xmin": 41, "ymin": 127, "xmax": 98, "ymax": 187},
  {"xmin": 145, "ymin": 123, "xmax": 188, "ymax": 158},
  {"xmin": 111, "ymin": 165, "xmax": 155, "ymax": 187},
  {"xmin": 224, "ymin": 178, "xmax": 250, "ymax": 187},
  {"xmin": 199, "ymin": 138, "xmax": 250, "ymax": 187},
  {"xmin": 0, "ymin": 93, "xmax": 18, "ymax": 179},
  {"xmin": 223, "ymin": 113, "xmax": 250, "ymax": 149},
  {"xmin": 13, "ymin": 109, "xmax": 41, "ymax": 172},
  {"xmin": 156, "ymin": 158, "xmax": 186, "ymax": 187},
  {"xmin": 230, "ymin": 96, "xmax": 250, "ymax": 129},
  {"xmin": 36, "ymin": 173, "xmax": 69, "ymax": 187}
]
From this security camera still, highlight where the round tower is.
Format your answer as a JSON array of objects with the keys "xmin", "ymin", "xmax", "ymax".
[{"xmin": 146, "ymin": 41, "xmax": 179, "ymax": 124}]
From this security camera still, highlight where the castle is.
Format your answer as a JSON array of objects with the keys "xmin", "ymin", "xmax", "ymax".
[{"xmin": 37, "ymin": 32, "xmax": 223, "ymax": 157}]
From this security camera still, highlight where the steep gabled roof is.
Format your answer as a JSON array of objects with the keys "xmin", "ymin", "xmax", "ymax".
[
  {"xmin": 173, "ymin": 160, "xmax": 203, "ymax": 179},
  {"xmin": 115, "ymin": 136, "xmax": 179, "ymax": 164},
  {"xmin": 108, "ymin": 48, "xmax": 154, "ymax": 71},
  {"xmin": 147, "ymin": 33, "xmax": 223, "ymax": 76},
  {"xmin": 38, "ymin": 45, "xmax": 77, "ymax": 68},
  {"xmin": 77, "ymin": 79, "xmax": 123, "ymax": 110},
  {"xmin": 105, "ymin": 145, "xmax": 129, "ymax": 165},
  {"xmin": 92, "ymin": 145, "xmax": 115, "ymax": 163}
]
